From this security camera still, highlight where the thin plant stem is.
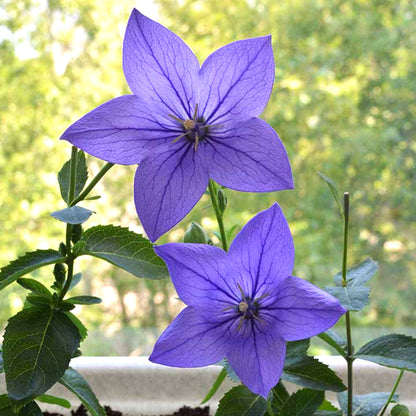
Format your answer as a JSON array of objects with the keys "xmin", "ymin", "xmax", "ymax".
[
  {"xmin": 342, "ymin": 192, "xmax": 354, "ymax": 416},
  {"xmin": 60, "ymin": 146, "xmax": 78, "ymax": 301},
  {"xmin": 208, "ymin": 179, "xmax": 228, "ymax": 252},
  {"xmin": 70, "ymin": 162, "xmax": 114, "ymax": 206},
  {"xmin": 379, "ymin": 370, "xmax": 404, "ymax": 416}
]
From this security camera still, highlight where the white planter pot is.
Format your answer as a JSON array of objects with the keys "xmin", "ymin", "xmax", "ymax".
[{"xmin": 1, "ymin": 356, "xmax": 415, "ymax": 415}]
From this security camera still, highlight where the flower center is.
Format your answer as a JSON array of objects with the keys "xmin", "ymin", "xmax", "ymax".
[
  {"xmin": 238, "ymin": 301, "xmax": 249, "ymax": 313},
  {"xmin": 168, "ymin": 104, "xmax": 222, "ymax": 151}
]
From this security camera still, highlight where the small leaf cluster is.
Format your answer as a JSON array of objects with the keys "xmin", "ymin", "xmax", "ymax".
[{"xmin": 0, "ymin": 150, "xmax": 169, "ymax": 411}]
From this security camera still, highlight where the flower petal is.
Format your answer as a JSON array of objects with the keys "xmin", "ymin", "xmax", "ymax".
[
  {"xmin": 134, "ymin": 144, "xmax": 209, "ymax": 242},
  {"xmin": 268, "ymin": 276, "xmax": 346, "ymax": 341},
  {"xmin": 155, "ymin": 243, "xmax": 238, "ymax": 308},
  {"xmin": 60, "ymin": 95, "xmax": 180, "ymax": 165},
  {"xmin": 228, "ymin": 203, "xmax": 294, "ymax": 298},
  {"xmin": 199, "ymin": 36, "xmax": 274, "ymax": 125},
  {"xmin": 149, "ymin": 306, "xmax": 229, "ymax": 367},
  {"xmin": 207, "ymin": 118, "xmax": 294, "ymax": 191},
  {"xmin": 123, "ymin": 9, "xmax": 199, "ymax": 119},
  {"xmin": 227, "ymin": 327, "xmax": 286, "ymax": 398}
]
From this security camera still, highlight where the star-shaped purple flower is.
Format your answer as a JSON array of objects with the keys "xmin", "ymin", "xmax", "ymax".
[
  {"xmin": 150, "ymin": 203, "xmax": 346, "ymax": 398},
  {"xmin": 60, "ymin": 9, "xmax": 293, "ymax": 242}
]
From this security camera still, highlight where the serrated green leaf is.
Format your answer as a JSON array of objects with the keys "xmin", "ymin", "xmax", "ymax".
[
  {"xmin": 81, "ymin": 225, "xmax": 169, "ymax": 279},
  {"xmin": 318, "ymin": 399, "xmax": 340, "ymax": 411},
  {"xmin": 37, "ymin": 394, "xmax": 71, "ymax": 409},
  {"xmin": 215, "ymin": 385, "xmax": 267, "ymax": 416},
  {"xmin": 269, "ymin": 382, "xmax": 290, "ymax": 413},
  {"xmin": 3, "ymin": 307, "xmax": 81, "ymax": 405},
  {"xmin": 59, "ymin": 368, "xmax": 106, "ymax": 416},
  {"xmin": 318, "ymin": 330, "xmax": 348, "ymax": 357},
  {"xmin": 391, "ymin": 404, "xmax": 410, "ymax": 416},
  {"xmin": 0, "ymin": 350, "xmax": 3, "ymax": 373},
  {"xmin": 317, "ymin": 172, "xmax": 343, "ymax": 217},
  {"xmin": 280, "ymin": 388, "xmax": 324, "ymax": 416},
  {"xmin": 334, "ymin": 258, "xmax": 378, "ymax": 287},
  {"xmin": 324, "ymin": 286, "xmax": 370, "ymax": 310},
  {"xmin": 66, "ymin": 296, "xmax": 102, "ymax": 305},
  {"xmin": 17, "ymin": 278, "xmax": 51, "ymax": 297},
  {"xmin": 337, "ymin": 392, "xmax": 398, "ymax": 416},
  {"xmin": 50, "ymin": 206, "xmax": 94, "ymax": 225},
  {"xmin": 201, "ymin": 367, "xmax": 227, "ymax": 404},
  {"xmin": 282, "ymin": 356, "xmax": 346, "ymax": 392},
  {"xmin": 58, "ymin": 151, "xmax": 88, "ymax": 204},
  {"xmin": 356, "ymin": 334, "xmax": 416, "ymax": 372},
  {"xmin": 285, "ymin": 339, "xmax": 310, "ymax": 366},
  {"xmin": 0, "ymin": 250, "xmax": 65, "ymax": 291}
]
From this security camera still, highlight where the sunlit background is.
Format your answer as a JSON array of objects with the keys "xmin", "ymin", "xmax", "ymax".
[{"xmin": 1, "ymin": 0, "xmax": 415, "ymax": 356}]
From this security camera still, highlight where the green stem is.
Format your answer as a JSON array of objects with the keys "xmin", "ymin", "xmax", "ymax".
[
  {"xmin": 60, "ymin": 147, "xmax": 78, "ymax": 301},
  {"xmin": 70, "ymin": 162, "xmax": 114, "ymax": 206},
  {"xmin": 342, "ymin": 192, "xmax": 354, "ymax": 416},
  {"xmin": 208, "ymin": 180, "xmax": 228, "ymax": 252},
  {"xmin": 379, "ymin": 370, "xmax": 404, "ymax": 416}
]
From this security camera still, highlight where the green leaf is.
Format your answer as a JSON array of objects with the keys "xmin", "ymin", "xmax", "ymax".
[
  {"xmin": 72, "ymin": 240, "xmax": 87, "ymax": 257},
  {"xmin": 318, "ymin": 399, "xmax": 340, "ymax": 411},
  {"xmin": 356, "ymin": 334, "xmax": 416, "ymax": 372},
  {"xmin": 59, "ymin": 368, "xmax": 106, "ymax": 416},
  {"xmin": 17, "ymin": 278, "xmax": 51, "ymax": 297},
  {"xmin": 215, "ymin": 385, "xmax": 267, "ymax": 416},
  {"xmin": 58, "ymin": 151, "xmax": 88, "ymax": 205},
  {"xmin": 391, "ymin": 404, "xmax": 410, "ymax": 416},
  {"xmin": 0, "ymin": 350, "xmax": 3, "ymax": 373},
  {"xmin": 81, "ymin": 225, "xmax": 169, "ymax": 279},
  {"xmin": 313, "ymin": 412, "xmax": 342, "ymax": 416},
  {"xmin": 280, "ymin": 388, "xmax": 324, "ymax": 416},
  {"xmin": 269, "ymin": 382, "xmax": 290, "ymax": 413},
  {"xmin": 69, "ymin": 273, "xmax": 82, "ymax": 290},
  {"xmin": 25, "ymin": 293, "xmax": 52, "ymax": 307},
  {"xmin": 334, "ymin": 258, "xmax": 378, "ymax": 287},
  {"xmin": 3, "ymin": 307, "xmax": 81, "ymax": 405},
  {"xmin": 57, "ymin": 300, "xmax": 76, "ymax": 311},
  {"xmin": 337, "ymin": 392, "xmax": 398, "ymax": 416},
  {"xmin": 66, "ymin": 296, "xmax": 102, "ymax": 305},
  {"xmin": 317, "ymin": 172, "xmax": 343, "ymax": 217},
  {"xmin": 84, "ymin": 195, "xmax": 101, "ymax": 201},
  {"xmin": 317, "ymin": 330, "xmax": 347, "ymax": 357},
  {"xmin": 201, "ymin": 367, "xmax": 227, "ymax": 404},
  {"xmin": 50, "ymin": 206, "xmax": 94, "ymax": 224},
  {"xmin": 282, "ymin": 356, "xmax": 346, "ymax": 392},
  {"xmin": 285, "ymin": 339, "xmax": 310, "ymax": 366},
  {"xmin": 0, "ymin": 249, "xmax": 65, "ymax": 291},
  {"xmin": 0, "ymin": 394, "xmax": 15, "ymax": 416},
  {"xmin": 220, "ymin": 358, "xmax": 240, "ymax": 383},
  {"xmin": 36, "ymin": 394, "xmax": 71, "ymax": 409},
  {"xmin": 20, "ymin": 401, "xmax": 43, "ymax": 416},
  {"xmin": 324, "ymin": 286, "xmax": 370, "ymax": 311}
]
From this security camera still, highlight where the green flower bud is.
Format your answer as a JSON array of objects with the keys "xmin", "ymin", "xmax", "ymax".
[
  {"xmin": 53, "ymin": 263, "xmax": 66, "ymax": 287},
  {"xmin": 217, "ymin": 188, "xmax": 228, "ymax": 214},
  {"xmin": 59, "ymin": 242, "xmax": 67, "ymax": 256},
  {"xmin": 184, "ymin": 222, "xmax": 208, "ymax": 244},
  {"xmin": 71, "ymin": 224, "xmax": 83, "ymax": 243}
]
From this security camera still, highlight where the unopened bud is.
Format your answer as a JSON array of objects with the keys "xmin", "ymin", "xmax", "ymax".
[
  {"xmin": 53, "ymin": 263, "xmax": 66, "ymax": 287},
  {"xmin": 184, "ymin": 222, "xmax": 208, "ymax": 244},
  {"xmin": 217, "ymin": 188, "xmax": 228, "ymax": 214},
  {"xmin": 71, "ymin": 224, "xmax": 83, "ymax": 243},
  {"xmin": 59, "ymin": 242, "xmax": 67, "ymax": 256}
]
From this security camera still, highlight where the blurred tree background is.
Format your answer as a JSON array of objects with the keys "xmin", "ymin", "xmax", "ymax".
[{"xmin": 0, "ymin": 0, "xmax": 414, "ymax": 355}]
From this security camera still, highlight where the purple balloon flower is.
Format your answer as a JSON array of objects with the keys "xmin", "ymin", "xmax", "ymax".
[
  {"xmin": 60, "ymin": 9, "xmax": 293, "ymax": 242},
  {"xmin": 150, "ymin": 203, "xmax": 346, "ymax": 398}
]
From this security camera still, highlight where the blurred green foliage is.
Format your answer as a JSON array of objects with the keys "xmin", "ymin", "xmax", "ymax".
[{"xmin": 0, "ymin": 0, "xmax": 414, "ymax": 354}]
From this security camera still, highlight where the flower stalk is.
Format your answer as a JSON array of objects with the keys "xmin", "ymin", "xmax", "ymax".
[
  {"xmin": 342, "ymin": 192, "xmax": 354, "ymax": 416},
  {"xmin": 379, "ymin": 370, "xmax": 404, "ymax": 416},
  {"xmin": 208, "ymin": 180, "xmax": 228, "ymax": 252}
]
